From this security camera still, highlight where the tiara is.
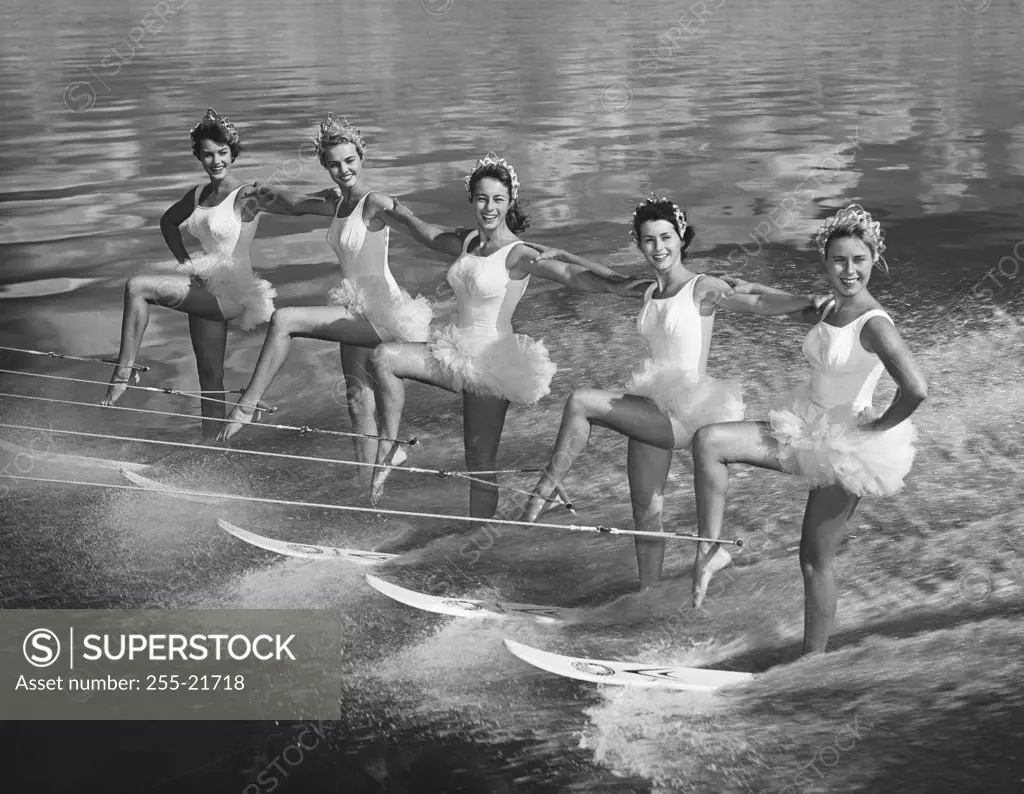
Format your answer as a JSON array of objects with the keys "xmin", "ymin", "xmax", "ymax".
[
  {"xmin": 814, "ymin": 203, "xmax": 886, "ymax": 260},
  {"xmin": 629, "ymin": 193, "xmax": 688, "ymax": 246},
  {"xmin": 190, "ymin": 108, "xmax": 239, "ymax": 146},
  {"xmin": 313, "ymin": 113, "xmax": 366, "ymax": 156},
  {"xmin": 464, "ymin": 151, "xmax": 520, "ymax": 201}
]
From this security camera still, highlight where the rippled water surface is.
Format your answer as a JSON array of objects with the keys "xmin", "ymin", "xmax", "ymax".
[{"xmin": 2, "ymin": 0, "xmax": 1023, "ymax": 791}]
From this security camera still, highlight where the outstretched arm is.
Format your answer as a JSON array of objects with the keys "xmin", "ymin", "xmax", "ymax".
[
  {"xmin": 859, "ymin": 318, "xmax": 928, "ymax": 430},
  {"xmin": 361, "ymin": 192, "xmax": 463, "ymax": 235},
  {"xmin": 717, "ymin": 275, "xmax": 830, "ymax": 323},
  {"xmin": 382, "ymin": 198, "xmax": 468, "ymax": 257},
  {"xmin": 509, "ymin": 245, "xmax": 652, "ymax": 298},
  {"xmin": 523, "ymin": 244, "xmax": 631, "ymax": 282},
  {"xmin": 160, "ymin": 188, "xmax": 196, "ymax": 264},
  {"xmin": 697, "ymin": 276, "xmax": 819, "ymax": 316},
  {"xmin": 240, "ymin": 183, "xmax": 338, "ymax": 218}
]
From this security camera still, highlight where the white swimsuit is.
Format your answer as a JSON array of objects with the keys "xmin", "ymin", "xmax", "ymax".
[
  {"xmin": 425, "ymin": 232, "xmax": 555, "ymax": 405},
  {"xmin": 625, "ymin": 275, "xmax": 744, "ymax": 444},
  {"xmin": 324, "ymin": 193, "xmax": 433, "ymax": 343},
  {"xmin": 768, "ymin": 301, "xmax": 917, "ymax": 496},
  {"xmin": 179, "ymin": 184, "xmax": 276, "ymax": 330}
]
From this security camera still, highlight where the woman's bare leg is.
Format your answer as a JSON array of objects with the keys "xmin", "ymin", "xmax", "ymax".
[
  {"xmin": 519, "ymin": 389, "xmax": 678, "ymax": 523},
  {"xmin": 626, "ymin": 438, "xmax": 675, "ymax": 589},
  {"xmin": 369, "ymin": 342, "xmax": 456, "ymax": 505},
  {"xmin": 188, "ymin": 314, "xmax": 229, "ymax": 440},
  {"xmin": 690, "ymin": 421, "xmax": 786, "ymax": 607},
  {"xmin": 339, "ymin": 343, "xmax": 407, "ymax": 488},
  {"xmin": 217, "ymin": 306, "xmax": 381, "ymax": 440},
  {"xmin": 101, "ymin": 274, "xmax": 224, "ymax": 406},
  {"xmin": 462, "ymin": 391, "xmax": 510, "ymax": 519},
  {"xmin": 799, "ymin": 484, "xmax": 860, "ymax": 654}
]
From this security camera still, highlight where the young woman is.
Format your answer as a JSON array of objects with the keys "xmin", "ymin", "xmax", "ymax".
[
  {"xmin": 101, "ymin": 108, "xmax": 287, "ymax": 439},
  {"xmin": 216, "ymin": 114, "xmax": 432, "ymax": 478},
  {"xmin": 516, "ymin": 196, "xmax": 824, "ymax": 589},
  {"xmin": 368, "ymin": 152, "xmax": 652, "ymax": 517},
  {"xmin": 690, "ymin": 204, "xmax": 927, "ymax": 654}
]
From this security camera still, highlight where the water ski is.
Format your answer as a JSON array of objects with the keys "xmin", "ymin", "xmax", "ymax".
[
  {"xmin": 0, "ymin": 439, "xmax": 150, "ymax": 471},
  {"xmin": 503, "ymin": 638, "xmax": 754, "ymax": 692},
  {"xmin": 120, "ymin": 468, "xmax": 225, "ymax": 504},
  {"xmin": 216, "ymin": 518, "xmax": 398, "ymax": 564},
  {"xmin": 365, "ymin": 574, "xmax": 576, "ymax": 623}
]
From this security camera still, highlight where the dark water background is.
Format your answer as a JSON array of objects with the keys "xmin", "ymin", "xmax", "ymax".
[{"xmin": 2, "ymin": 0, "xmax": 1024, "ymax": 791}]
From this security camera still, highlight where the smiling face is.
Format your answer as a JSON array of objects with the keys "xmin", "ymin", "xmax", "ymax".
[
  {"xmin": 823, "ymin": 235, "xmax": 875, "ymax": 296},
  {"xmin": 638, "ymin": 218, "xmax": 683, "ymax": 272},
  {"xmin": 195, "ymin": 138, "xmax": 234, "ymax": 181},
  {"xmin": 470, "ymin": 176, "xmax": 511, "ymax": 231},
  {"xmin": 321, "ymin": 142, "xmax": 363, "ymax": 189}
]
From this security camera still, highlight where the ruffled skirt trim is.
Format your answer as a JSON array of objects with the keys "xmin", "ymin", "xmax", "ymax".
[
  {"xmin": 426, "ymin": 324, "xmax": 557, "ymax": 405},
  {"xmin": 767, "ymin": 383, "xmax": 917, "ymax": 497},
  {"xmin": 326, "ymin": 278, "xmax": 434, "ymax": 343},
  {"xmin": 178, "ymin": 255, "xmax": 276, "ymax": 331},
  {"xmin": 626, "ymin": 360, "xmax": 745, "ymax": 444}
]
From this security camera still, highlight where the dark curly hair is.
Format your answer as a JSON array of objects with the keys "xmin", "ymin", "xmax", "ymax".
[
  {"xmin": 468, "ymin": 165, "xmax": 530, "ymax": 234},
  {"xmin": 631, "ymin": 199, "xmax": 695, "ymax": 255},
  {"xmin": 190, "ymin": 117, "xmax": 242, "ymax": 161}
]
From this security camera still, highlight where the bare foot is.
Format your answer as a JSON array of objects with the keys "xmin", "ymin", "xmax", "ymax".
[
  {"xmin": 216, "ymin": 403, "xmax": 262, "ymax": 442},
  {"xmin": 518, "ymin": 470, "xmax": 562, "ymax": 524},
  {"xmin": 538, "ymin": 483, "xmax": 575, "ymax": 517},
  {"xmin": 692, "ymin": 546, "xmax": 733, "ymax": 609},
  {"xmin": 370, "ymin": 443, "xmax": 402, "ymax": 506},
  {"xmin": 100, "ymin": 367, "xmax": 141, "ymax": 406}
]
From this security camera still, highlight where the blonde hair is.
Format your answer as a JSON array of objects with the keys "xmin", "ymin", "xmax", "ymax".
[{"xmin": 815, "ymin": 204, "xmax": 888, "ymax": 273}]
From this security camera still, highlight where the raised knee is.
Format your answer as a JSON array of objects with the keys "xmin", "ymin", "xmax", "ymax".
[
  {"xmin": 566, "ymin": 388, "xmax": 600, "ymax": 416},
  {"xmin": 268, "ymin": 308, "xmax": 297, "ymax": 336},
  {"xmin": 692, "ymin": 424, "xmax": 725, "ymax": 459},
  {"xmin": 125, "ymin": 275, "xmax": 149, "ymax": 300},
  {"xmin": 369, "ymin": 343, "xmax": 397, "ymax": 374}
]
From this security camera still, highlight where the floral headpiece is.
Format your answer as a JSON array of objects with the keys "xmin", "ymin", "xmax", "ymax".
[
  {"xmin": 190, "ymin": 108, "xmax": 240, "ymax": 148},
  {"xmin": 464, "ymin": 151, "xmax": 520, "ymax": 202},
  {"xmin": 815, "ymin": 203, "xmax": 886, "ymax": 263},
  {"xmin": 629, "ymin": 193, "xmax": 688, "ymax": 246},
  {"xmin": 313, "ymin": 113, "xmax": 366, "ymax": 156}
]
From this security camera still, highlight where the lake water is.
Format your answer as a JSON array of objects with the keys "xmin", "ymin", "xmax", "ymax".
[{"xmin": 2, "ymin": 0, "xmax": 1023, "ymax": 791}]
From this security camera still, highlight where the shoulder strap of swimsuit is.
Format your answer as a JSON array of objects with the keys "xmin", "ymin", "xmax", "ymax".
[
  {"xmin": 855, "ymin": 308, "xmax": 894, "ymax": 329},
  {"xmin": 192, "ymin": 185, "xmax": 203, "ymax": 209},
  {"xmin": 352, "ymin": 191, "xmax": 371, "ymax": 222},
  {"xmin": 461, "ymin": 230, "xmax": 480, "ymax": 254},
  {"xmin": 685, "ymin": 273, "xmax": 704, "ymax": 300}
]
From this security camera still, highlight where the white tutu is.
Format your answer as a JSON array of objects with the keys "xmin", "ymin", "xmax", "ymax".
[
  {"xmin": 427, "ymin": 324, "xmax": 557, "ymax": 405},
  {"xmin": 178, "ymin": 255, "xmax": 276, "ymax": 331},
  {"xmin": 768, "ymin": 383, "xmax": 917, "ymax": 497},
  {"xmin": 327, "ymin": 277, "xmax": 434, "ymax": 343},
  {"xmin": 626, "ymin": 360, "xmax": 745, "ymax": 445}
]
